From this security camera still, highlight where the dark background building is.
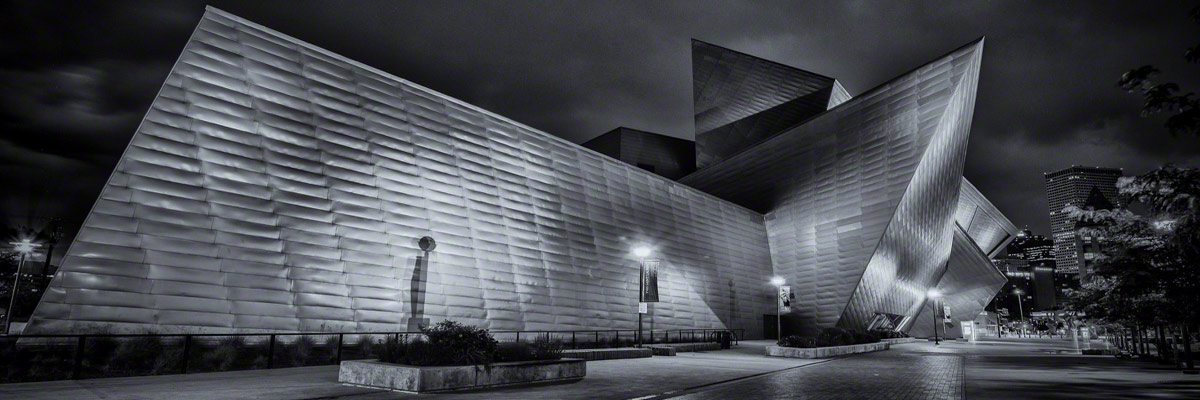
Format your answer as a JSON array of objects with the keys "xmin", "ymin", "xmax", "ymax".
[
  {"xmin": 581, "ymin": 127, "xmax": 696, "ymax": 180},
  {"xmin": 1005, "ymin": 228, "xmax": 1057, "ymax": 310}
]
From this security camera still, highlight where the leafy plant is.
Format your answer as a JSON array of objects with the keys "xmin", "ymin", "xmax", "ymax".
[
  {"xmin": 375, "ymin": 335, "xmax": 409, "ymax": 364},
  {"xmin": 777, "ymin": 335, "xmax": 815, "ymax": 348},
  {"xmin": 816, "ymin": 327, "xmax": 855, "ymax": 347},
  {"xmin": 494, "ymin": 341, "xmax": 534, "ymax": 362}
]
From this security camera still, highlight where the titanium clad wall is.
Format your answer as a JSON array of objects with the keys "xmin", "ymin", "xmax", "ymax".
[
  {"xmin": 908, "ymin": 225, "xmax": 1008, "ymax": 338},
  {"xmin": 955, "ymin": 178, "xmax": 1019, "ymax": 257},
  {"xmin": 681, "ymin": 40, "xmax": 985, "ymax": 335},
  {"xmin": 692, "ymin": 40, "xmax": 839, "ymax": 169},
  {"xmin": 25, "ymin": 8, "xmax": 774, "ymax": 335}
]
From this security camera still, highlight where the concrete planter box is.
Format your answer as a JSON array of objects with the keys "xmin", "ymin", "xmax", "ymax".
[
  {"xmin": 881, "ymin": 337, "xmax": 916, "ymax": 344},
  {"xmin": 339, "ymin": 358, "xmax": 585, "ymax": 393},
  {"xmin": 766, "ymin": 342, "xmax": 890, "ymax": 359},
  {"xmin": 561, "ymin": 347, "xmax": 652, "ymax": 361}
]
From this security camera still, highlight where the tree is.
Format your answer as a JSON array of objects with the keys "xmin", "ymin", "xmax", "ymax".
[{"xmin": 1118, "ymin": 6, "xmax": 1200, "ymax": 136}]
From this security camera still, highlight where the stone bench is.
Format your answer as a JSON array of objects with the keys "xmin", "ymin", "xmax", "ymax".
[
  {"xmin": 561, "ymin": 347, "xmax": 653, "ymax": 361},
  {"xmin": 766, "ymin": 342, "xmax": 890, "ymax": 359},
  {"xmin": 646, "ymin": 342, "xmax": 723, "ymax": 356}
]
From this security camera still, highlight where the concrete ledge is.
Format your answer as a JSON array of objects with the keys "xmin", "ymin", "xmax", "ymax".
[
  {"xmin": 649, "ymin": 346, "xmax": 676, "ymax": 356},
  {"xmin": 338, "ymin": 359, "xmax": 585, "ymax": 393},
  {"xmin": 881, "ymin": 337, "xmax": 916, "ymax": 344},
  {"xmin": 646, "ymin": 342, "xmax": 722, "ymax": 356},
  {"xmin": 561, "ymin": 347, "xmax": 653, "ymax": 361},
  {"xmin": 766, "ymin": 342, "xmax": 890, "ymax": 359}
]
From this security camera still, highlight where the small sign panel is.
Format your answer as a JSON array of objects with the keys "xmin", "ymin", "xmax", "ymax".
[
  {"xmin": 778, "ymin": 285, "xmax": 792, "ymax": 313},
  {"xmin": 639, "ymin": 302, "xmax": 648, "ymax": 314},
  {"xmin": 640, "ymin": 259, "xmax": 660, "ymax": 302}
]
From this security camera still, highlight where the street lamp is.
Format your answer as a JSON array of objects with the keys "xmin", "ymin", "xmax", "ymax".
[
  {"xmin": 6, "ymin": 239, "xmax": 41, "ymax": 334},
  {"xmin": 927, "ymin": 289, "xmax": 942, "ymax": 345},
  {"xmin": 771, "ymin": 276, "xmax": 785, "ymax": 341},
  {"xmin": 1013, "ymin": 288, "xmax": 1026, "ymax": 338}
]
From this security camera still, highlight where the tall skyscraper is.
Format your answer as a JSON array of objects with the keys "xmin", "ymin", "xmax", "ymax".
[{"xmin": 1043, "ymin": 166, "xmax": 1122, "ymax": 281}]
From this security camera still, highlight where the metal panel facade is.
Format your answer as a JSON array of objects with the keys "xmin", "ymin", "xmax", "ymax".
[
  {"xmin": 955, "ymin": 178, "xmax": 1019, "ymax": 258},
  {"xmin": 691, "ymin": 40, "xmax": 843, "ymax": 169},
  {"xmin": 25, "ymin": 8, "xmax": 774, "ymax": 335},
  {"xmin": 908, "ymin": 225, "xmax": 1009, "ymax": 339},
  {"xmin": 682, "ymin": 40, "xmax": 986, "ymax": 335}
]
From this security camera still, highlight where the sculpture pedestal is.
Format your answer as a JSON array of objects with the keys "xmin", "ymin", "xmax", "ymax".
[{"xmin": 406, "ymin": 317, "xmax": 429, "ymax": 332}]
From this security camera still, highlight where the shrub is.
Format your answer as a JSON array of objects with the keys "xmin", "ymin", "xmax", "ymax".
[
  {"xmin": 529, "ymin": 335, "xmax": 564, "ymax": 360},
  {"xmin": 372, "ymin": 321, "xmax": 499, "ymax": 367},
  {"xmin": 852, "ymin": 331, "xmax": 880, "ymax": 344},
  {"xmin": 196, "ymin": 336, "xmax": 262, "ymax": 372},
  {"xmin": 108, "ymin": 336, "xmax": 166, "ymax": 373},
  {"xmin": 404, "ymin": 337, "xmax": 451, "ymax": 366},
  {"xmin": 816, "ymin": 327, "xmax": 855, "ymax": 347},
  {"xmin": 277, "ymin": 335, "xmax": 331, "ymax": 367},
  {"xmin": 494, "ymin": 336, "xmax": 564, "ymax": 362},
  {"xmin": 419, "ymin": 320, "xmax": 497, "ymax": 367},
  {"xmin": 777, "ymin": 335, "xmax": 815, "ymax": 348},
  {"xmin": 375, "ymin": 335, "xmax": 409, "ymax": 364},
  {"xmin": 871, "ymin": 330, "xmax": 908, "ymax": 339},
  {"xmin": 495, "ymin": 341, "xmax": 534, "ymax": 362}
]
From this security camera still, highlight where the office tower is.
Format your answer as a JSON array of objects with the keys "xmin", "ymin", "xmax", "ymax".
[{"xmin": 1044, "ymin": 166, "xmax": 1122, "ymax": 281}]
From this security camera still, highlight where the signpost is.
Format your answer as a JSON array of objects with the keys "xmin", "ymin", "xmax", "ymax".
[
  {"xmin": 776, "ymin": 283, "xmax": 793, "ymax": 340},
  {"xmin": 637, "ymin": 255, "xmax": 659, "ymax": 347}
]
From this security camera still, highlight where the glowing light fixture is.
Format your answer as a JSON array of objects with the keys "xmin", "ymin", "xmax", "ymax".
[
  {"xmin": 926, "ymin": 288, "xmax": 941, "ymax": 299},
  {"xmin": 770, "ymin": 276, "xmax": 785, "ymax": 287},
  {"xmin": 633, "ymin": 246, "xmax": 652, "ymax": 258}
]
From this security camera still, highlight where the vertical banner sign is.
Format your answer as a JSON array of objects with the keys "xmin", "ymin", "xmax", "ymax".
[
  {"xmin": 778, "ymin": 286, "xmax": 792, "ymax": 313},
  {"xmin": 640, "ymin": 259, "xmax": 660, "ymax": 302}
]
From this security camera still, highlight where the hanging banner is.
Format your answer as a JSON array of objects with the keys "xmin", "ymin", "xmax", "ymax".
[
  {"xmin": 640, "ymin": 259, "xmax": 660, "ymax": 302},
  {"xmin": 779, "ymin": 285, "xmax": 792, "ymax": 313}
]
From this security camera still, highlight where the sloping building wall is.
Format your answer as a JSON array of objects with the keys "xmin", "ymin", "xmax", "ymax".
[
  {"xmin": 955, "ymin": 178, "xmax": 1019, "ymax": 258},
  {"xmin": 25, "ymin": 8, "xmax": 774, "ymax": 335},
  {"xmin": 681, "ymin": 40, "xmax": 985, "ymax": 335},
  {"xmin": 908, "ymin": 224, "xmax": 1009, "ymax": 339},
  {"xmin": 691, "ymin": 40, "xmax": 843, "ymax": 170}
]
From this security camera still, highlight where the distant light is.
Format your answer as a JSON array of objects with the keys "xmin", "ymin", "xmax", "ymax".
[
  {"xmin": 770, "ymin": 276, "xmax": 785, "ymax": 286},
  {"xmin": 10, "ymin": 239, "xmax": 40, "ymax": 255},
  {"xmin": 1013, "ymin": 289, "xmax": 1023, "ymax": 295},
  {"xmin": 927, "ymin": 289, "xmax": 941, "ymax": 298},
  {"xmin": 633, "ymin": 246, "xmax": 652, "ymax": 258}
]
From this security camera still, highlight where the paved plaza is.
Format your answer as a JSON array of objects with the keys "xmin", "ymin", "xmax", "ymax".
[{"xmin": 3, "ymin": 338, "xmax": 1199, "ymax": 399}]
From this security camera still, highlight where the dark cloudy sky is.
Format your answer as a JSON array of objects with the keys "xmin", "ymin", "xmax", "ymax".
[{"xmin": 2, "ymin": 0, "xmax": 1198, "ymax": 259}]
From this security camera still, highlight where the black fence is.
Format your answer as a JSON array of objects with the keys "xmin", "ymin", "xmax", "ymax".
[{"xmin": 0, "ymin": 328, "xmax": 742, "ymax": 383}]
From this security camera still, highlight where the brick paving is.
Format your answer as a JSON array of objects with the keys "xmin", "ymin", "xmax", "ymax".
[
  {"xmin": 669, "ymin": 346, "xmax": 963, "ymax": 400},
  {"xmin": 8, "ymin": 338, "xmax": 1196, "ymax": 400}
]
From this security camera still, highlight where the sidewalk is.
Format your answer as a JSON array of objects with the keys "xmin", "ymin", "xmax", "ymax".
[
  {"xmin": 918, "ymin": 338, "xmax": 1200, "ymax": 400},
  {"xmin": 0, "ymin": 340, "xmax": 822, "ymax": 400}
]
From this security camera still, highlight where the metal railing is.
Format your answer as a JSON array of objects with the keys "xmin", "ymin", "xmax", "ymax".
[{"xmin": 0, "ymin": 328, "xmax": 742, "ymax": 383}]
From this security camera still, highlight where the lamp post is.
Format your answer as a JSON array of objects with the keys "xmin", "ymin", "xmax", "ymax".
[
  {"xmin": 634, "ymin": 246, "xmax": 651, "ymax": 347},
  {"xmin": 770, "ymin": 276, "xmax": 785, "ymax": 341},
  {"xmin": 927, "ymin": 289, "xmax": 942, "ymax": 345},
  {"xmin": 1014, "ymin": 289, "xmax": 1026, "ymax": 338},
  {"xmin": 6, "ymin": 239, "xmax": 41, "ymax": 334}
]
